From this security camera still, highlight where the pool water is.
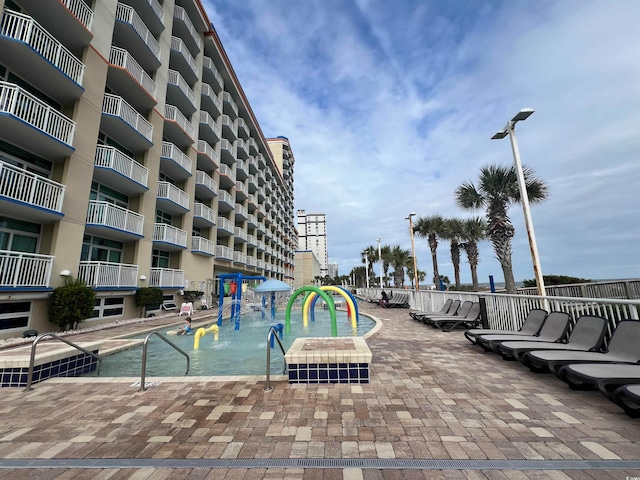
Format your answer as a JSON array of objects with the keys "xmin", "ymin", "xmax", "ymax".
[{"xmin": 87, "ymin": 309, "xmax": 375, "ymax": 377}]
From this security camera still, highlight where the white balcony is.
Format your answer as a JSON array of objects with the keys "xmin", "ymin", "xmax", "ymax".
[
  {"xmin": 0, "ymin": 249, "xmax": 53, "ymax": 288},
  {"xmin": 220, "ymin": 138, "xmax": 236, "ymax": 164},
  {"xmin": 215, "ymin": 245, "xmax": 233, "ymax": 261},
  {"xmin": 195, "ymin": 170, "xmax": 217, "ymax": 199},
  {"xmin": 234, "ymin": 227, "xmax": 247, "ymax": 243},
  {"xmin": 192, "ymin": 236, "xmax": 215, "ymax": 257},
  {"xmin": 233, "ymin": 251, "xmax": 247, "ymax": 265},
  {"xmin": 199, "ymin": 110, "xmax": 221, "ymax": 145},
  {"xmin": 108, "ymin": 46, "xmax": 156, "ymax": 110},
  {"xmin": 167, "ymin": 69, "xmax": 196, "ymax": 116},
  {"xmin": 216, "ymin": 216, "xmax": 234, "ymax": 235},
  {"xmin": 247, "ymin": 234, "xmax": 257, "ymax": 247},
  {"xmin": 114, "ymin": 3, "xmax": 161, "ymax": 72},
  {"xmin": 150, "ymin": 267, "xmax": 185, "ymax": 288},
  {"xmin": 153, "ymin": 223, "xmax": 187, "ymax": 250},
  {"xmin": 101, "ymin": 93, "xmax": 153, "ymax": 153},
  {"xmin": 247, "ymin": 138, "xmax": 258, "ymax": 155},
  {"xmin": 236, "ymin": 118, "xmax": 249, "ymax": 139},
  {"xmin": 93, "ymin": 145, "xmax": 148, "ymax": 195},
  {"xmin": 247, "ymin": 213, "xmax": 258, "ymax": 227},
  {"xmin": 125, "ymin": 0, "xmax": 164, "ymax": 36},
  {"xmin": 201, "ymin": 84, "xmax": 222, "ymax": 117},
  {"xmin": 222, "ymin": 92, "xmax": 238, "ymax": 118},
  {"xmin": 78, "ymin": 261, "xmax": 138, "ymax": 288},
  {"xmin": 218, "ymin": 163, "xmax": 235, "ymax": 185},
  {"xmin": 85, "ymin": 200, "xmax": 144, "ymax": 241},
  {"xmin": 202, "ymin": 56, "xmax": 224, "ymax": 92},
  {"xmin": 235, "ymin": 159, "xmax": 248, "ymax": 180},
  {"xmin": 217, "ymin": 189, "xmax": 234, "ymax": 212},
  {"xmin": 221, "ymin": 114, "xmax": 237, "ymax": 140},
  {"xmin": 193, "ymin": 202, "xmax": 216, "ymax": 227},
  {"xmin": 160, "ymin": 141, "xmax": 192, "ymax": 180},
  {"xmin": 157, "ymin": 181, "xmax": 189, "ymax": 214},
  {"xmin": 173, "ymin": 5, "xmax": 201, "ymax": 55},
  {"xmin": 0, "ymin": 81, "xmax": 76, "ymax": 161},
  {"xmin": 196, "ymin": 140, "xmax": 220, "ymax": 172},
  {"xmin": 164, "ymin": 104, "xmax": 194, "ymax": 148},
  {"xmin": 0, "ymin": 160, "xmax": 65, "ymax": 223},
  {"xmin": 0, "ymin": 9, "xmax": 85, "ymax": 104},
  {"xmin": 170, "ymin": 36, "xmax": 198, "ymax": 85}
]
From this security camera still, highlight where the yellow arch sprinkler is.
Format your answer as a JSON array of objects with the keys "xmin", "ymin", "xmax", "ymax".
[
  {"xmin": 303, "ymin": 285, "xmax": 357, "ymax": 328},
  {"xmin": 194, "ymin": 325, "xmax": 219, "ymax": 349}
]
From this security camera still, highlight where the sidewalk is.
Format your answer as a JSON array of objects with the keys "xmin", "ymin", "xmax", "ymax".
[{"xmin": 0, "ymin": 302, "xmax": 639, "ymax": 479}]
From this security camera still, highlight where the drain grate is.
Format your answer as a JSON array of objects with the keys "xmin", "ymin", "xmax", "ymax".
[{"xmin": 1, "ymin": 458, "xmax": 640, "ymax": 470}]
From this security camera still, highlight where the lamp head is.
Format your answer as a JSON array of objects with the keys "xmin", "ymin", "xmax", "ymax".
[
  {"xmin": 511, "ymin": 108, "xmax": 534, "ymax": 123},
  {"xmin": 491, "ymin": 130, "xmax": 509, "ymax": 140}
]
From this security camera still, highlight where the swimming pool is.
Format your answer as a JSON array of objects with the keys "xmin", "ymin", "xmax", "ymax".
[{"xmin": 85, "ymin": 309, "xmax": 376, "ymax": 377}]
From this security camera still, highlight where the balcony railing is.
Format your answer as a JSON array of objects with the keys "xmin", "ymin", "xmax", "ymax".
[
  {"xmin": 161, "ymin": 141, "xmax": 192, "ymax": 175},
  {"xmin": 215, "ymin": 245, "xmax": 233, "ymax": 260},
  {"xmin": 109, "ymin": 46, "xmax": 156, "ymax": 99},
  {"xmin": 192, "ymin": 236, "xmax": 215, "ymax": 256},
  {"xmin": 1, "ymin": 10, "xmax": 85, "ymax": 85},
  {"xmin": 0, "ymin": 250, "xmax": 53, "ymax": 288},
  {"xmin": 94, "ymin": 145, "xmax": 148, "ymax": 188},
  {"xmin": 222, "ymin": 92, "xmax": 238, "ymax": 117},
  {"xmin": 102, "ymin": 93, "xmax": 153, "ymax": 142},
  {"xmin": 0, "ymin": 160, "xmax": 65, "ymax": 213},
  {"xmin": 143, "ymin": 0, "xmax": 163, "ymax": 23},
  {"xmin": 173, "ymin": 6, "xmax": 200, "ymax": 51},
  {"xmin": 233, "ymin": 251, "xmax": 247, "ymax": 264},
  {"xmin": 218, "ymin": 163, "xmax": 235, "ymax": 182},
  {"xmin": 62, "ymin": 0, "xmax": 95, "ymax": 30},
  {"xmin": 201, "ymin": 84, "xmax": 222, "ymax": 115},
  {"xmin": 157, "ymin": 181, "xmax": 189, "ymax": 211},
  {"xmin": 167, "ymin": 69, "xmax": 196, "ymax": 108},
  {"xmin": 193, "ymin": 202, "xmax": 216, "ymax": 224},
  {"xmin": 78, "ymin": 261, "xmax": 138, "ymax": 288},
  {"xmin": 170, "ymin": 36, "xmax": 197, "ymax": 79},
  {"xmin": 153, "ymin": 223, "xmax": 188, "ymax": 248},
  {"xmin": 115, "ymin": 3, "xmax": 160, "ymax": 61},
  {"xmin": 202, "ymin": 56, "xmax": 224, "ymax": 91},
  {"xmin": 0, "ymin": 81, "xmax": 76, "ymax": 146},
  {"xmin": 217, "ymin": 189, "xmax": 234, "ymax": 208},
  {"xmin": 164, "ymin": 104, "xmax": 194, "ymax": 141},
  {"xmin": 86, "ymin": 200, "xmax": 144, "ymax": 235},
  {"xmin": 216, "ymin": 216, "xmax": 234, "ymax": 233},
  {"xmin": 195, "ymin": 170, "xmax": 217, "ymax": 195},
  {"xmin": 149, "ymin": 267, "xmax": 184, "ymax": 288},
  {"xmin": 234, "ymin": 227, "xmax": 247, "ymax": 243}
]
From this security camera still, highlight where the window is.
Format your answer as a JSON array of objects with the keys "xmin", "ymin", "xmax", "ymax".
[
  {"xmin": 0, "ymin": 216, "xmax": 40, "ymax": 253},
  {"xmin": 0, "ymin": 301, "xmax": 31, "ymax": 330},
  {"xmin": 81, "ymin": 235, "xmax": 123, "ymax": 263},
  {"xmin": 156, "ymin": 210, "xmax": 173, "ymax": 225},
  {"xmin": 91, "ymin": 297, "xmax": 124, "ymax": 319},
  {"xmin": 152, "ymin": 249, "xmax": 170, "ymax": 268},
  {"xmin": 90, "ymin": 182, "xmax": 129, "ymax": 208}
]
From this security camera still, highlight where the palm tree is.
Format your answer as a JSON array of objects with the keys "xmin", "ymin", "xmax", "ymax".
[
  {"xmin": 440, "ymin": 218, "xmax": 465, "ymax": 290},
  {"xmin": 360, "ymin": 246, "xmax": 376, "ymax": 287},
  {"xmin": 381, "ymin": 245, "xmax": 392, "ymax": 287},
  {"xmin": 460, "ymin": 216, "xmax": 488, "ymax": 291},
  {"xmin": 455, "ymin": 164, "xmax": 548, "ymax": 294},
  {"xmin": 414, "ymin": 215, "xmax": 445, "ymax": 286},
  {"xmin": 389, "ymin": 245, "xmax": 411, "ymax": 287}
]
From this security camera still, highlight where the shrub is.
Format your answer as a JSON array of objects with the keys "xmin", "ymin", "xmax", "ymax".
[
  {"xmin": 48, "ymin": 277, "xmax": 96, "ymax": 331},
  {"xmin": 522, "ymin": 275, "xmax": 592, "ymax": 287},
  {"xmin": 182, "ymin": 290, "xmax": 204, "ymax": 304},
  {"xmin": 135, "ymin": 287, "xmax": 164, "ymax": 317}
]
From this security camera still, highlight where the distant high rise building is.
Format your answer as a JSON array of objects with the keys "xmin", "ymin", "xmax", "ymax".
[
  {"xmin": 296, "ymin": 210, "xmax": 328, "ymax": 276},
  {"xmin": 328, "ymin": 262, "xmax": 339, "ymax": 279}
]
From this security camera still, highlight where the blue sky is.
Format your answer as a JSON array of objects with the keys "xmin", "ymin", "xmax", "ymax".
[{"xmin": 202, "ymin": 0, "xmax": 640, "ymax": 285}]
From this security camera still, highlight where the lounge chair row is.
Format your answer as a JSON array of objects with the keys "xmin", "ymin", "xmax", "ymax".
[
  {"xmin": 409, "ymin": 299, "xmax": 481, "ymax": 332},
  {"xmin": 464, "ymin": 309, "xmax": 640, "ymax": 418},
  {"xmin": 364, "ymin": 292, "xmax": 409, "ymax": 308}
]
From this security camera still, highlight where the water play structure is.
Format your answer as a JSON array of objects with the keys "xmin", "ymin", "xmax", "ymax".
[
  {"xmin": 302, "ymin": 286, "xmax": 359, "ymax": 328},
  {"xmin": 193, "ymin": 324, "xmax": 219, "ymax": 349}
]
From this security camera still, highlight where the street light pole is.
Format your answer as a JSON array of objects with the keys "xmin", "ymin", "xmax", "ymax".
[
  {"xmin": 364, "ymin": 252, "xmax": 370, "ymax": 289},
  {"xmin": 406, "ymin": 213, "xmax": 419, "ymax": 290},
  {"xmin": 492, "ymin": 108, "xmax": 547, "ymax": 298},
  {"xmin": 377, "ymin": 238, "xmax": 383, "ymax": 288}
]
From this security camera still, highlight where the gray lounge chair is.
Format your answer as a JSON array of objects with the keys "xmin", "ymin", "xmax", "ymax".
[
  {"xmin": 611, "ymin": 384, "xmax": 640, "ymax": 418},
  {"xmin": 431, "ymin": 302, "xmax": 481, "ymax": 332},
  {"xmin": 496, "ymin": 315, "xmax": 607, "ymax": 361},
  {"xmin": 416, "ymin": 300, "xmax": 460, "ymax": 322},
  {"xmin": 409, "ymin": 299, "xmax": 453, "ymax": 320},
  {"xmin": 424, "ymin": 301, "xmax": 474, "ymax": 327},
  {"xmin": 556, "ymin": 363, "xmax": 640, "ymax": 392},
  {"xmin": 475, "ymin": 311, "xmax": 571, "ymax": 354},
  {"xmin": 464, "ymin": 308, "xmax": 547, "ymax": 345},
  {"xmin": 522, "ymin": 320, "xmax": 640, "ymax": 374},
  {"xmin": 385, "ymin": 293, "xmax": 409, "ymax": 308}
]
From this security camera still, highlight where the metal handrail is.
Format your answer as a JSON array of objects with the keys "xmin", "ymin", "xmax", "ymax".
[
  {"xmin": 264, "ymin": 326, "xmax": 287, "ymax": 392},
  {"xmin": 24, "ymin": 333, "xmax": 102, "ymax": 391},
  {"xmin": 140, "ymin": 332, "xmax": 189, "ymax": 391}
]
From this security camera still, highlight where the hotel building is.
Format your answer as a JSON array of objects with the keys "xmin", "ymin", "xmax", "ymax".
[
  {"xmin": 0, "ymin": 0, "xmax": 296, "ymax": 339},
  {"xmin": 296, "ymin": 210, "xmax": 328, "ymax": 277}
]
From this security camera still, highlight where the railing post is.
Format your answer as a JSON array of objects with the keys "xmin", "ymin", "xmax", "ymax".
[{"xmin": 479, "ymin": 297, "xmax": 489, "ymax": 329}]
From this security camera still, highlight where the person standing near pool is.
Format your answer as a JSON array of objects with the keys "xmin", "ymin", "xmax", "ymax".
[{"xmin": 177, "ymin": 317, "xmax": 193, "ymax": 335}]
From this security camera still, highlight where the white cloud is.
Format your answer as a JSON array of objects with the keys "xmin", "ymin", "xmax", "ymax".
[{"xmin": 203, "ymin": 0, "xmax": 640, "ymax": 284}]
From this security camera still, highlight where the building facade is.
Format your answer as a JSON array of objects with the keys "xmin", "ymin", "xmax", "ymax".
[
  {"xmin": 0, "ymin": 0, "xmax": 295, "ymax": 339},
  {"xmin": 293, "ymin": 250, "xmax": 320, "ymax": 289},
  {"xmin": 296, "ymin": 210, "xmax": 328, "ymax": 277}
]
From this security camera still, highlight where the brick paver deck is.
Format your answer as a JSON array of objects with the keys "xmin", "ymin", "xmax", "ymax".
[{"xmin": 0, "ymin": 302, "xmax": 639, "ymax": 479}]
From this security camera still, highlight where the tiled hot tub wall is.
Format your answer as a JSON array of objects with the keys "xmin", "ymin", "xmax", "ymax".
[{"xmin": 0, "ymin": 350, "xmax": 100, "ymax": 387}]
